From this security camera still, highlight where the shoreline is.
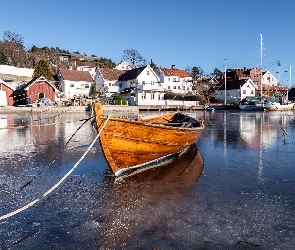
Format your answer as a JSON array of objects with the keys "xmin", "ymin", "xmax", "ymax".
[{"xmin": 0, "ymin": 104, "xmax": 206, "ymax": 113}]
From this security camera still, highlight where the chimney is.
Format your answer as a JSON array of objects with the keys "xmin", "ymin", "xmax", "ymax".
[
  {"xmin": 171, "ymin": 65, "xmax": 175, "ymax": 69},
  {"xmin": 244, "ymin": 66, "xmax": 246, "ymax": 71}
]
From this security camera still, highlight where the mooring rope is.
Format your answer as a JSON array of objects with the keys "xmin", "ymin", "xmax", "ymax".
[
  {"xmin": 0, "ymin": 117, "xmax": 93, "ymax": 203},
  {"xmin": 0, "ymin": 115, "xmax": 110, "ymax": 220}
]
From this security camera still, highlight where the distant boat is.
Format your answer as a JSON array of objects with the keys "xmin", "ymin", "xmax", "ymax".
[
  {"xmin": 239, "ymin": 96, "xmax": 263, "ymax": 111},
  {"xmin": 93, "ymin": 103, "xmax": 204, "ymax": 177},
  {"xmin": 262, "ymin": 96, "xmax": 294, "ymax": 111},
  {"xmin": 206, "ymin": 106, "xmax": 215, "ymax": 111},
  {"xmin": 205, "ymin": 103, "xmax": 225, "ymax": 111}
]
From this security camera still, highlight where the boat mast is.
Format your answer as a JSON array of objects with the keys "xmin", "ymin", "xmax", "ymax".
[
  {"xmin": 288, "ymin": 65, "xmax": 291, "ymax": 100},
  {"xmin": 290, "ymin": 65, "xmax": 292, "ymax": 88},
  {"xmin": 224, "ymin": 59, "xmax": 227, "ymax": 105},
  {"xmin": 260, "ymin": 33, "xmax": 263, "ymax": 97}
]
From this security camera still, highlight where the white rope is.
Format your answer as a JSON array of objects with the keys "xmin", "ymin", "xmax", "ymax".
[{"xmin": 0, "ymin": 115, "xmax": 111, "ymax": 221}]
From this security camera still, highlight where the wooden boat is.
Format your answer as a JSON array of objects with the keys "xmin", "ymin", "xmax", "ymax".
[{"xmin": 93, "ymin": 103, "xmax": 204, "ymax": 177}]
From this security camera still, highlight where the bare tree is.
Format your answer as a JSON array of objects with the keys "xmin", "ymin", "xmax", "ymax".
[
  {"xmin": 0, "ymin": 31, "xmax": 26, "ymax": 67},
  {"xmin": 212, "ymin": 68, "xmax": 222, "ymax": 80},
  {"xmin": 121, "ymin": 49, "xmax": 146, "ymax": 67},
  {"xmin": 186, "ymin": 66, "xmax": 201, "ymax": 80},
  {"xmin": 27, "ymin": 45, "xmax": 73, "ymax": 72}
]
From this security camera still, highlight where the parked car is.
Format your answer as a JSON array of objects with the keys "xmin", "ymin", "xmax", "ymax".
[{"xmin": 37, "ymin": 98, "xmax": 55, "ymax": 107}]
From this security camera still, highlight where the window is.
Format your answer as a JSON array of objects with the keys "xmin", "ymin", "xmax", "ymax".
[
  {"xmin": 142, "ymin": 92, "xmax": 146, "ymax": 100},
  {"xmin": 147, "ymin": 71, "xmax": 149, "ymax": 75},
  {"xmin": 173, "ymin": 86, "xmax": 176, "ymax": 89},
  {"xmin": 142, "ymin": 81, "xmax": 145, "ymax": 84},
  {"xmin": 173, "ymin": 78, "xmax": 176, "ymax": 82},
  {"xmin": 70, "ymin": 84, "xmax": 74, "ymax": 87},
  {"xmin": 152, "ymin": 93, "xmax": 155, "ymax": 99},
  {"xmin": 168, "ymin": 86, "xmax": 171, "ymax": 89},
  {"xmin": 0, "ymin": 84, "xmax": 1, "ymax": 90},
  {"xmin": 243, "ymin": 90, "xmax": 246, "ymax": 94},
  {"xmin": 168, "ymin": 78, "xmax": 170, "ymax": 81},
  {"xmin": 251, "ymin": 90, "xmax": 254, "ymax": 94},
  {"xmin": 85, "ymin": 84, "xmax": 89, "ymax": 88}
]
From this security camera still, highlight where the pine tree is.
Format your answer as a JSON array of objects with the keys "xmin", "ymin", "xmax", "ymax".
[{"xmin": 33, "ymin": 58, "xmax": 53, "ymax": 80}]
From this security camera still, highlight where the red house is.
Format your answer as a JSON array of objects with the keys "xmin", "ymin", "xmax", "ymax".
[
  {"xmin": 0, "ymin": 79, "xmax": 16, "ymax": 106},
  {"xmin": 15, "ymin": 76, "xmax": 58, "ymax": 106}
]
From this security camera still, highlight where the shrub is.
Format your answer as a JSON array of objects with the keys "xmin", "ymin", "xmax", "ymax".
[{"xmin": 113, "ymin": 96, "xmax": 127, "ymax": 105}]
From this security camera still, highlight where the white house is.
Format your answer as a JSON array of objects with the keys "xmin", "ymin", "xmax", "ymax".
[
  {"xmin": 57, "ymin": 68, "xmax": 94, "ymax": 99},
  {"xmin": 76, "ymin": 65, "xmax": 96, "ymax": 80},
  {"xmin": 156, "ymin": 66, "xmax": 193, "ymax": 94},
  {"xmin": 114, "ymin": 61, "xmax": 133, "ymax": 71},
  {"xmin": 95, "ymin": 68, "xmax": 126, "ymax": 96},
  {"xmin": 215, "ymin": 79, "xmax": 257, "ymax": 103},
  {"xmin": 262, "ymin": 70, "xmax": 278, "ymax": 87},
  {"xmin": 117, "ymin": 65, "xmax": 164, "ymax": 106}
]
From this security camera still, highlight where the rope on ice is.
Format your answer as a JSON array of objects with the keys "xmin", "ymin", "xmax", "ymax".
[
  {"xmin": 0, "ymin": 115, "xmax": 111, "ymax": 220},
  {"xmin": 0, "ymin": 117, "xmax": 93, "ymax": 203}
]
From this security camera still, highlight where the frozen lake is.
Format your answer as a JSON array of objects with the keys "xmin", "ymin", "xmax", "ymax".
[{"xmin": 0, "ymin": 109, "xmax": 294, "ymax": 249}]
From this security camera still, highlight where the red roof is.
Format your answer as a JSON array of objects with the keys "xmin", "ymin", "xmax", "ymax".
[
  {"xmin": 59, "ymin": 68, "xmax": 93, "ymax": 82},
  {"xmin": 160, "ymin": 68, "xmax": 191, "ymax": 77},
  {"xmin": 99, "ymin": 68, "xmax": 126, "ymax": 81}
]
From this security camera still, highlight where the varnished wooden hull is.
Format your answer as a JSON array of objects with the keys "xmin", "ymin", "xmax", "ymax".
[{"xmin": 94, "ymin": 103, "xmax": 204, "ymax": 176}]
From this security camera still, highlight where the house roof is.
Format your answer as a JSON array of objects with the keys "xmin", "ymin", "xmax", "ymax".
[
  {"xmin": 99, "ymin": 68, "xmax": 126, "ymax": 81},
  {"xmin": 115, "ymin": 61, "xmax": 134, "ymax": 70},
  {"xmin": 118, "ymin": 66, "xmax": 147, "ymax": 81},
  {"xmin": 217, "ymin": 79, "xmax": 250, "ymax": 90},
  {"xmin": 160, "ymin": 68, "xmax": 191, "ymax": 78},
  {"xmin": 20, "ymin": 76, "xmax": 58, "ymax": 91},
  {"xmin": 0, "ymin": 79, "xmax": 16, "ymax": 91},
  {"xmin": 59, "ymin": 68, "xmax": 93, "ymax": 82}
]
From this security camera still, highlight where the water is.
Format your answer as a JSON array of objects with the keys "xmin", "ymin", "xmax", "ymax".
[{"xmin": 0, "ymin": 110, "xmax": 294, "ymax": 249}]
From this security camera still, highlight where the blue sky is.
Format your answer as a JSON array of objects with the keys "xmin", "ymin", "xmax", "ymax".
[{"xmin": 1, "ymin": 0, "xmax": 295, "ymax": 86}]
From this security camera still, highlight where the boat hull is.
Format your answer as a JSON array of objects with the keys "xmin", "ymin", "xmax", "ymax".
[
  {"xmin": 94, "ymin": 103, "xmax": 204, "ymax": 176},
  {"xmin": 206, "ymin": 104, "xmax": 226, "ymax": 110},
  {"xmin": 263, "ymin": 103, "xmax": 294, "ymax": 111},
  {"xmin": 239, "ymin": 104, "xmax": 263, "ymax": 111}
]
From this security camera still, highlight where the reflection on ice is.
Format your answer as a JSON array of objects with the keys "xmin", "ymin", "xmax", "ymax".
[{"xmin": 0, "ymin": 110, "xmax": 295, "ymax": 249}]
